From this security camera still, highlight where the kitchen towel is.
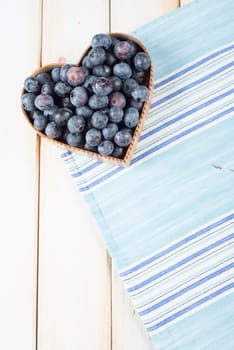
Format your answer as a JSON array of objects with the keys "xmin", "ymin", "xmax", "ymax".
[{"xmin": 59, "ymin": 0, "xmax": 234, "ymax": 349}]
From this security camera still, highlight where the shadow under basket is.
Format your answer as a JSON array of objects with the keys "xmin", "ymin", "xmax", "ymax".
[{"xmin": 21, "ymin": 33, "xmax": 154, "ymax": 167}]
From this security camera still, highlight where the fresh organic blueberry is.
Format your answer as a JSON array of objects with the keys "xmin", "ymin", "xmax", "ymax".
[
  {"xmin": 129, "ymin": 98, "xmax": 143, "ymax": 111},
  {"xmin": 114, "ymin": 130, "xmax": 132, "ymax": 147},
  {"xmin": 106, "ymin": 52, "xmax": 117, "ymax": 66},
  {"xmin": 82, "ymin": 55, "xmax": 93, "ymax": 69},
  {"xmin": 75, "ymin": 106, "xmax": 93, "ymax": 118},
  {"xmin": 51, "ymin": 67, "xmax": 61, "ymax": 82},
  {"xmin": 31, "ymin": 110, "xmax": 43, "ymax": 120},
  {"xmin": 66, "ymin": 66, "xmax": 87, "ymax": 86},
  {"xmin": 54, "ymin": 108, "xmax": 73, "ymax": 126},
  {"xmin": 132, "ymin": 70, "xmax": 146, "ymax": 84},
  {"xmin": 123, "ymin": 78, "xmax": 138, "ymax": 96},
  {"xmin": 60, "ymin": 64, "xmax": 72, "ymax": 82},
  {"xmin": 88, "ymin": 47, "xmax": 106, "ymax": 66},
  {"xmin": 45, "ymin": 121, "xmax": 62, "ymax": 139},
  {"xmin": 84, "ymin": 143, "xmax": 98, "ymax": 152},
  {"xmin": 92, "ymin": 65, "xmax": 112, "ymax": 77},
  {"xmin": 113, "ymin": 41, "xmax": 135, "ymax": 60},
  {"xmin": 92, "ymin": 77, "xmax": 113, "ymax": 96},
  {"xmin": 24, "ymin": 77, "xmax": 40, "ymax": 93},
  {"xmin": 110, "ymin": 76, "xmax": 122, "ymax": 91},
  {"xmin": 34, "ymin": 94, "xmax": 54, "ymax": 111},
  {"xmin": 43, "ymin": 105, "xmax": 59, "ymax": 121},
  {"xmin": 134, "ymin": 52, "xmax": 151, "ymax": 71},
  {"xmin": 83, "ymin": 75, "xmax": 97, "ymax": 94},
  {"xmin": 85, "ymin": 128, "xmax": 102, "ymax": 147},
  {"xmin": 120, "ymin": 127, "xmax": 134, "ymax": 135},
  {"xmin": 131, "ymin": 85, "xmax": 150, "ymax": 102},
  {"xmin": 62, "ymin": 96, "xmax": 74, "ymax": 109},
  {"xmin": 109, "ymin": 92, "xmax": 126, "ymax": 108},
  {"xmin": 91, "ymin": 33, "xmax": 112, "ymax": 49},
  {"xmin": 34, "ymin": 114, "xmax": 48, "ymax": 131},
  {"xmin": 70, "ymin": 86, "xmax": 88, "ymax": 107},
  {"xmin": 102, "ymin": 122, "xmax": 119, "ymax": 140},
  {"xmin": 91, "ymin": 111, "xmax": 108, "ymax": 129},
  {"xmin": 67, "ymin": 115, "xmax": 86, "ymax": 133},
  {"xmin": 21, "ymin": 93, "xmax": 36, "ymax": 111},
  {"xmin": 36, "ymin": 72, "xmax": 51, "ymax": 84},
  {"xmin": 41, "ymin": 81, "xmax": 55, "ymax": 95},
  {"xmin": 98, "ymin": 140, "xmax": 114, "ymax": 156},
  {"xmin": 123, "ymin": 107, "xmax": 139, "ymax": 128},
  {"xmin": 109, "ymin": 106, "xmax": 124, "ymax": 123},
  {"xmin": 66, "ymin": 132, "xmax": 84, "ymax": 147},
  {"xmin": 113, "ymin": 62, "xmax": 132, "ymax": 80},
  {"xmin": 88, "ymin": 94, "xmax": 109, "ymax": 110},
  {"xmin": 54, "ymin": 81, "xmax": 72, "ymax": 97},
  {"xmin": 111, "ymin": 146, "xmax": 124, "ymax": 158}
]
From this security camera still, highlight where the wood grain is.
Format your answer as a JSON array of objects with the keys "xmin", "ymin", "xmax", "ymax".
[{"xmin": 0, "ymin": 1, "xmax": 41, "ymax": 349}]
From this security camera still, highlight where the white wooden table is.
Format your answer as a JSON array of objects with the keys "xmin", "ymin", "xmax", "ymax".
[{"xmin": 0, "ymin": 1, "xmax": 191, "ymax": 349}]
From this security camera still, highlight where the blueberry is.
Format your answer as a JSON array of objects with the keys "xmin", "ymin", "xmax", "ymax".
[
  {"xmin": 92, "ymin": 77, "xmax": 113, "ymax": 96},
  {"xmin": 110, "ymin": 76, "xmax": 122, "ymax": 91},
  {"xmin": 84, "ymin": 143, "xmax": 98, "ymax": 152},
  {"xmin": 88, "ymin": 94, "xmax": 109, "ymax": 110},
  {"xmin": 132, "ymin": 70, "xmax": 146, "ymax": 84},
  {"xmin": 121, "ymin": 127, "xmax": 134, "ymax": 135},
  {"xmin": 111, "ymin": 37, "xmax": 120, "ymax": 48},
  {"xmin": 36, "ymin": 72, "xmax": 51, "ymax": 84},
  {"xmin": 92, "ymin": 65, "xmax": 112, "ymax": 77},
  {"xmin": 54, "ymin": 108, "xmax": 73, "ymax": 126},
  {"xmin": 85, "ymin": 128, "xmax": 102, "ymax": 147},
  {"xmin": 123, "ymin": 107, "xmax": 139, "ymax": 128},
  {"xmin": 123, "ymin": 78, "xmax": 138, "ymax": 96},
  {"xmin": 98, "ymin": 140, "xmax": 114, "ymax": 156},
  {"xmin": 62, "ymin": 128, "xmax": 70, "ymax": 141},
  {"xmin": 66, "ymin": 66, "xmax": 87, "ymax": 86},
  {"xmin": 41, "ymin": 81, "xmax": 55, "ymax": 95},
  {"xmin": 75, "ymin": 106, "xmax": 93, "ymax": 118},
  {"xmin": 45, "ymin": 122, "xmax": 62, "ymax": 139},
  {"xmin": 31, "ymin": 110, "xmax": 43, "ymax": 120},
  {"xmin": 34, "ymin": 114, "xmax": 48, "ymax": 131},
  {"xmin": 134, "ymin": 52, "xmax": 151, "ymax": 71},
  {"xmin": 44, "ymin": 105, "xmax": 59, "ymax": 121},
  {"xmin": 114, "ymin": 130, "xmax": 132, "ymax": 147},
  {"xmin": 91, "ymin": 111, "xmax": 108, "ymax": 129},
  {"xmin": 113, "ymin": 41, "xmax": 135, "ymax": 60},
  {"xmin": 34, "ymin": 94, "xmax": 54, "ymax": 111},
  {"xmin": 67, "ymin": 115, "xmax": 86, "ymax": 133},
  {"xmin": 60, "ymin": 64, "xmax": 72, "ymax": 82},
  {"xmin": 62, "ymin": 96, "xmax": 74, "ymax": 109},
  {"xmin": 83, "ymin": 75, "xmax": 97, "ymax": 94},
  {"xmin": 21, "ymin": 92, "xmax": 36, "ymax": 111},
  {"xmin": 102, "ymin": 123, "xmax": 119, "ymax": 140},
  {"xmin": 113, "ymin": 62, "xmax": 132, "ymax": 80},
  {"xmin": 51, "ymin": 67, "xmax": 61, "ymax": 82},
  {"xmin": 111, "ymin": 146, "xmax": 125, "ymax": 158},
  {"xmin": 127, "ymin": 40, "xmax": 137, "ymax": 56},
  {"xmin": 129, "ymin": 98, "xmax": 143, "ymax": 111},
  {"xmin": 54, "ymin": 81, "xmax": 72, "ymax": 97},
  {"xmin": 66, "ymin": 133, "xmax": 84, "ymax": 147},
  {"xmin": 109, "ymin": 92, "xmax": 126, "ymax": 108},
  {"xmin": 88, "ymin": 47, "xmax": 106, "ymax": 66},
  {"xmin": 131, "ymin": 85, "xmax": 150, "ymax": 102},
  {"xmin": 91, "ymin": 33, "xmax": 112, "ymax": 49},
  {"xmin": 109, "ymin": 106, "xmax": 124, "ymax": 123},
  {"xmin": 70, "ymin": 86, "xmax": 88, "ymax": 107},
  {"xmin": 106, "ymin": 52, "xmax": 117, "ymax": 66},
  {"xmin": 24, "ymin": 77, "xmax": 40, "ymax": 93},
  {"xmin": 82, "ymin": 55, "xmax": 93, "ymax": 69}
]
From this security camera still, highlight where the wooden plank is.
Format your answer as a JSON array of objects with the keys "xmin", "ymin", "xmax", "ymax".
[
  {"xmin": 110, "ymin": 1, "xmax": 179, "ymax": 349},
  {"xmin": 0, "ymin": 1, "xmax": 41, "ymax": 349},
  {"xmin": 37, "ymin": 1, "xmax": 111, "ymax": 349}
]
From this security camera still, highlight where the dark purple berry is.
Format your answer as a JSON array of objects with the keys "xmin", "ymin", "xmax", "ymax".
[
  {"xmin": 66, "ymin": 133, "xmax": 84, "ymax": 147},
  {"xmin": 21, "ymin": 92, "xmax": 36, "ymax": 111},
  {"xmin": 92, "ymin": 65, "xmax": 112, "ymax": 77},
  {"xmin": 83, "ymin": 75, "xmax": 97, "ymax": 94},
  {"xmin": 91, "ymin": 111, "xmax": 108, "ymax": 129},
  {"xmin": 34, "ymin": 114, "xmax": 48, "ymax": 131},
  {"xmin": 88, "ymin": 95, "xmax": 109, "ymax": 110},
  {"xmin": 123, "ymin": 107, "xmax": 139, "ymax": 128},
  {"xmin": 54, "ymin": 81, "xmax": 72, "ymax": 97},
  {"xmin": 131, "ymin": 85, "xmax": 150, "ymax": 102},
  {"xmin": 106, "ymin": 52, "xmax": 117, "ymax": 66},
  {"xmin": 113, "ymin": 41, "xmax": 135, "ymax": 60},
  {"xmin": 92, "ymin": 77, "xmax": 113, "ymax": 96},
  {"xmin": 45, "ymin": 121, "xmax": 62, "ymax": 139},
  {"xmin": 54, "ymin": 108, "xmax": 73, "ymax": 126},
  {"xmin": 67, "ymin": 115, "xmax": 86, "ymax": 133},
  {"xmin": 70, "ymin": 86, "xmax": 88, "ymax": 107},
  {"xmin": 123, "ymin": 78, "xmax": 138, "ymax": 97},
  {"xmin": 88, "ymin": 47, "xmax": 106, "ymax": 66},
  {"xmin": 129, "ymin": 98, "xmax": 143, "ymax": 111},
  {"xmin": 134, "ymin": 52, "xmax": 151, "ymax": 71},
  {"xmin": 24, "ymin": 77, "xmax": 40, "ymax": 93},
  {"xmin": 66, "ymin": 66, "xmax": 87, "ymax": 86},
  {"xmin": 31, "ymin": 110, "xmax": 43, "ymax": 120},
  {"xmin": 132, "ymin": 70, "xmax": 146, "ymax": 84},
  {"xmin": 85, "ymin": 128, "xmax": 102, "ymax": 147},
  {"xmin": 113, "ymin": 62, "xmax": 132, "ymax": 80},
  {"xmin": 109, "ymin": 92, "xmax": 126, "ymax": 108},
  {"xmin": 51, "ymin": 67, "xmax": 60, "ymax": 82},
  {"xmin": 60, "ymin": 64, "xmax": 72, "ymax": 82},
  {"xmin": 114, "ymin": 130, "xmax": 132, "ymax": 147},
  {"xmin": 98, "ymin": 140, "xmax": 114, "ymax": 156},
  {"xmin": 44, "ymin": 105, "xmax": 59, "ymax": 121},
  {"xmin": 91, "ymin": 33, "xmax": 112, "ymax": 49},
  {"xmin": 102, "ymin": 123, "xmax": 119, "ymax": 140},
  {"xmin": 34, "ymin": 94, "xmax": 54, "ymax": 111},
  {"xmin": 109, "ymin": 106, "xmax": 124, "ymax": 123},
  {"xmin": 82, "ymin": 56, "xmax": 93, "ymax": 69},
  {"xmin": 41, "ymin": 81, "xmax": 55, "ymax": 95},
  {"xmin": 36, "ymin": 72, "xmax": 51, "ymax": 84}
]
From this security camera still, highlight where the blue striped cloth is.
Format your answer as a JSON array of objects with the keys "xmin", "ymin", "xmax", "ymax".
[{"xmin": 59, "ymin": 1, "xmax": 234, "ymax": 349}]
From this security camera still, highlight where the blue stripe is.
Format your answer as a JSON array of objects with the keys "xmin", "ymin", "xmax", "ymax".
[
  {"xmin": 147, "ymin": 282, "xmax": 234, "ymax": 332},
  {"xmin": 151, "ymin": 62, "xmax": 233, "ymax": 109},
  {"xmin": 154, "ymin": 45, "xmax": 234, "ymax": 89},
  {"xmin": 127, "ymin": 233, "xmax": 234, "ymax": 292},
  {"xmin": 140, "ymin": 89, "xmax": 233, "ymax": 141},
  {"xmin": 72, "ymin": 160, "xmax": 102, "ymax": 178},
  {"xmin": 60, "ymin": 150, "xmax": 72, "ymax": 158},
  {"xmin": 120, "ymin": 214, "xmax": 234, "ymax": 277},
  {"xmin": 140, "ymin": 263, "xmax": 233, "ymax": 316},
  {"xmin": 79, "ymin": 107, "xmax": 233, "ymax": 192}
]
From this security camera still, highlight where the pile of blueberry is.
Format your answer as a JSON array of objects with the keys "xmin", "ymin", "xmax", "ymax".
[{"xmin": 21, "ymin": 33, "xmax": 151, "ymax": 158}]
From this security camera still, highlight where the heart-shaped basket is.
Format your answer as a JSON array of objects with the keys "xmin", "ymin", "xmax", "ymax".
[{"xmin": 21, "ymin": 33, "xmax": 154, "ymax": 167}]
